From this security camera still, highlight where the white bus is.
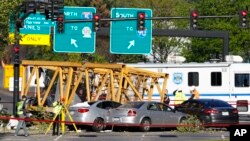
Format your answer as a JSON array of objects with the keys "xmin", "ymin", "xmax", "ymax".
[{"xmin": 127, "ymin": 58, "xmax": 250, "ymax": 123}]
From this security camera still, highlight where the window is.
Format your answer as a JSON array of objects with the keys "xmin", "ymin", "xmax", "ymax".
[
  {"xmin": 188, "ymin": 72, "xmax": 199, "ymax": 86},
  {"xmin": 235, "ymin": 73, "xmax": 250, "ymax": 87},
  {"xmin": 148, "ymin": 104, "xmax": 158, "ymax": 111},
  {"xmin": 211, "ymin": 72, "xmax": 222, "ymax": 86}
]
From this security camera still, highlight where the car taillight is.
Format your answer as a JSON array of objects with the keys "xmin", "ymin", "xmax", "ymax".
[
  {"xmin": 78, "ymin": 108, "xmax": 89, "ymax": 113},
  {"xmin": 204, "ymin": 109, "xmax": 219, "ymax": 114},
  {"xmin": 128, "ymin": 109, "xmax": 137, "ymax": 116},
  {"xmin": 232, "ymin": 108, "xmax": 238, "ymax": 114}
]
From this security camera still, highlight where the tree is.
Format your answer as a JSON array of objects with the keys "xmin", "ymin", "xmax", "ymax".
[
  {"xmin": 115, "ymin": 0, "xmax": 193, "ymax": 63},
  {"xmin": 0, "ymin": 0, "xmax": 23, "ymax": 64},
  {"xmin": 183, "ymin": 0, "xmax": 250, "ymax": 62}
]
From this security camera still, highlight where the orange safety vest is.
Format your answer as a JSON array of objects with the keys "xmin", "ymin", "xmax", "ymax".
[{"xmin": 192, "ymin": 90, "xmax": 200, "ymax": 99}]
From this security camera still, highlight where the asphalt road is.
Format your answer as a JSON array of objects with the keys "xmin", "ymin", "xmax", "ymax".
[
  {"xmin": 0, "ymin": 130, "xmax": 229, "ymax": 141},
  {"xmin": 0, "ymin": 88, "xmax": 13, "ymax": 115}
]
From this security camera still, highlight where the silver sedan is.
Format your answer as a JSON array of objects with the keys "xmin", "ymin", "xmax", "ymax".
[
  {"xmin": 107, "ymin": 101, "xmax": 187, "ymax": 132},
  {"xmin": 66, "ymin": 100, "xmax": 121, "ymax": 132}
]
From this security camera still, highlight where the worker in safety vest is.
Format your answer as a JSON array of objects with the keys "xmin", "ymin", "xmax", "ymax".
[
  {"xmin": 52, "ymin": 101, "xmax": 62, "ymax": 136},
  {"xmin": 189, "ymin": 85, "xmax": 200, "ymax": 100},
  {"xmin": 174, "ymin": 87, "xmax": 186, "ymax": 106},
  {"xmin": 15, "ymin": 95, "xmax": 29, "ymax": 137}
]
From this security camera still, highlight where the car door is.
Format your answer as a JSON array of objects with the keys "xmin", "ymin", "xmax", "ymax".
[
  {"xmin": 157, "ymin": 103, "xmax": 178, "ymax": 125},
  {"xmin": 147, "ymin": 103, "xmax": 162, "ymax": 125}
]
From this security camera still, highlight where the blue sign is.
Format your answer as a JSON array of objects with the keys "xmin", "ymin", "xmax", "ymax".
[
  {"xmin": 9, "ymin": 13, "xmax": 55, "ymax": 34},
  {"xmin": 9, "ymin": 13, "xmax": 55, "ymax": 46},
  {"xmin": 173, "ymin": 73, "xmax": 183, "ymax": 85},
  {"xmin": 53, "ymin": 7, "xmax": 96, "ymax": 53},
  {"xmin": 110, "ymin": 8, "xmax": 152, "ymax": 54}
]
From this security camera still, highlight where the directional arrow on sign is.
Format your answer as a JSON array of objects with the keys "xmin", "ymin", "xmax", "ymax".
[
  {"xmin": 128, "ymin": 40, "xmax": 135, "ymax": 49},
  {"xmin": 71, "ymin": 38, "xmax": 78, "ymax": 48},
  {"xmin": 110, "ymin": 8, "xmax": 152, "ymax": 54}
]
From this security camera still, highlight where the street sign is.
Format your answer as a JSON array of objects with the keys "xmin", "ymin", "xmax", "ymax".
[
  {"xmin": 110, "ymin": 8, "xmax": 152, "ymax": 54},
  {"xmin": 53, "ymin": 7, "xmax": 96, "ymax": 53},
  {"xmin": 9, "ymin": 13, "xmax": 55, "ymax": 46}
]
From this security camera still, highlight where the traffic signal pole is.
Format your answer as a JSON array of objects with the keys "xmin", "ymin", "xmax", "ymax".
[{"xmin": 13, "ymin": 13, "xmax": 20, "ymax": 116}]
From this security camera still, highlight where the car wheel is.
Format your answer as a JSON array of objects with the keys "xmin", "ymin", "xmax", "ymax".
[
  {"xmin": 92, "ymin": 118, "xmax": 105, "ymax": 132},
  {"xmin": 140, "ymin": 118, "xmax": 151, "ymax": 132},
  {"xmin": 176, "ymin": 117, "xmax": 187, "ymax": 130}
]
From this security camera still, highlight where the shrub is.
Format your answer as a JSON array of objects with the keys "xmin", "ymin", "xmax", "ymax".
[{"xmin": 177, "ymin": 115, "xmax": 204, "ymax": 132}]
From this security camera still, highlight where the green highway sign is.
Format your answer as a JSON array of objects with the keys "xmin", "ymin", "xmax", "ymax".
[
  {"xmin": 110, "ymin": 8, "xmax": 152, "ymax": 54},
  {"xmin": 53, "ymin": 6, "xmax": 96, "ymax": 53},
  {"xmin": 9, "ymin": 13, "xmax": 55, "ymax": 46}
]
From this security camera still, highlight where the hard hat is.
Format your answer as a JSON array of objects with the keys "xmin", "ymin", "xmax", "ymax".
[
  {"xmin": 190, "ymin": 85, "xmax": 196, "ymax": 91},
  {"xmin": 177, "ymin": 87, "xmax": 182, "ymax": 91}
]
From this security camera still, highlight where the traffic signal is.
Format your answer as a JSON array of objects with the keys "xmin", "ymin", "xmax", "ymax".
[
  {"xmin": 93, "ymin": 14, "xmax": 100, "ymax": 31},
  {"xmin": 239, "ymin": 10, "xmax": 248, "ymax": 28},
  {"xmin": 25, "ymin": 1, "xmax": 36, "ymax": 13},
  {"xmin": 13, "ymin": 45, "xmax": 20, "ymax": 64},
  {"xmin": 137, "ymin": 12, "xmax": 145, "ymax": 31},
  {"xmin": 57, "ymin": 15, "xmax": 64, "ymax": 33},
  {"xmin": 190, "ymin": 10, "xmax": 198, "ymax": 30},
  {"xmin": 45, "ymin": 0, "xmax": 64, "ymax": 20}
]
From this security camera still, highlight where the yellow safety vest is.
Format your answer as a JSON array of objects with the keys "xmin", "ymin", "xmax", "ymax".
[
  {"xmin": 53, "ymin": 103, "xmax": 62, "ymax": 114},
  {"xmin": 17, "ymin": 101, "xmax": 24, "ymax": 115},
  {"xmin": 174, "ymin": 91, "xmax": 186, "ymax": 105}
]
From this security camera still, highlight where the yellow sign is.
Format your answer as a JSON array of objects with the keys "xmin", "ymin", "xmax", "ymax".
[
  {"xmin": 3, "ymin": 65, "xmax": 24, "ymax": 89},
  {"xmin": 9, "ymin": 33, "xmax": 51, "ymax": 46}
]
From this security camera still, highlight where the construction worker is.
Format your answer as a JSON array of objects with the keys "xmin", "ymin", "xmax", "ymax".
[
  {"xmin": 15, "ymin": 95, "xmax": 29, "ymax": 137},
  {"xmin": 52, "ymin": 101, "xmax": 62, "ymax": 136},
  {"xmin": 189, "ymin": 86, "xmax": 200, "ymax": 100},
  {"xmin": 174, "ymin": 87, "xmax": 186, "ymax": 106}
]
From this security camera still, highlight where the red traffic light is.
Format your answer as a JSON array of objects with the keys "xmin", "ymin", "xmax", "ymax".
[
  {"xmin": 241, "ymin": 10, "xmax": 247, "ymax": 16},
  {"xmin": 191, "ymin": 11, "xmax": 198, "ymax": 18},
  {"xmin": 93, "ymin": 14, "xmax": 100, "ymax": 20},
  {"xmin": 138, "ymin": 13, "xmax": 145, "ymax": 19},
  {"xmin": 14, "ymin": 46, "xmax": 20, "ymax": 53},
  {"xmin": 57, "ymin": 15, "xmax": 64, "ymax": 21}
]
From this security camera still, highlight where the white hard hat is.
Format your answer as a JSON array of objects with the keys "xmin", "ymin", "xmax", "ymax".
[
  {"xmin": 190, "ymin": 85, "xmax": 196, "ymax": 91},
  {"xmin": 177, "ymin": 87, "xmax": 182, "ymax": 91}
]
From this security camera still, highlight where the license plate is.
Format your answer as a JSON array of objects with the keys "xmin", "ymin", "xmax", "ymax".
[
  {"xmin": 113, "ymin": 117, "xmax": 120, "ymax": 122},
  {"xmin": 222, "ymin": 112, "xmax": 229, "ymax": 116}
]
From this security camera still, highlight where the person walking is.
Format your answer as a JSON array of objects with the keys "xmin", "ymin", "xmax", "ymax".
[
  {"xmin": 174, "ymin": 87, "xmax": 186, "ymax": 106},
  {"xmin": 15, "ymin": 95, "xmax": 29, "ymax": 137},
  {"xmin": 189, "ymin": 86, "xmax": 200, "ymax": 100}
]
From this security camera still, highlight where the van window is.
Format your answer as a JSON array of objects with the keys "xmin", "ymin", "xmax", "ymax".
[
  {"xmin": 188, "ymin": 72, "xmax": 199, "ymax": 86},
  {"xmin": 235, "ymin": 73, "xmax": 250, "ymax": 87},
  {"xmin": 211, "ymin": 72, "xmax": 222, "ymax": 86}
]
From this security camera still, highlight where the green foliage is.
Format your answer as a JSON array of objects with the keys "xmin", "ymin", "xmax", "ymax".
[
  {"xmin": 0, "ymin": 108, "xmax": 11, "ymax": 127},
  {"xmin": 30, "ymin": 110, "xmax": 53, "ymax": 133},
  {"xmin": 177, "ymin": 115, "xmax": 204, "ymax": 132},
  {"xmin": 183, "ymin": 0, "xmax": 250, "ymax": 62},
  {"xmin": 1, "ymin": 0, "xmax": 250, "ymax": 63}
]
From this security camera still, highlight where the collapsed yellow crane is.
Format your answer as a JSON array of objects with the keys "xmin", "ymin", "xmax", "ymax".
[
  {"xmin": 21, "ymin": 60, "xmax": 168, "ymax": 106},
  {"xmin": 20, "ymin": 60, "xmax": 169, "ymax": 133}
]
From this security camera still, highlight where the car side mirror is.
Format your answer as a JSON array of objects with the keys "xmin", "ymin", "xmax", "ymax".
[{"xmin": 172, "ymin": 109, "xmax": 176, "ymax": 113}]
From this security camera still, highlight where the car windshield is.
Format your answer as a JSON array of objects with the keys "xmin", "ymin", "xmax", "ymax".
[
  {"xmin": 119, "ymin": 102, "xmax": 145, "ymax": 109},
  {"xmin": 202, "ymin": 100, "xmax": 232, "ymax": 108}
]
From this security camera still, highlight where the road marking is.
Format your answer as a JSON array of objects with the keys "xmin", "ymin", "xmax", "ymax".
[
  {"xmin": 54, "ymin": 135, "xmax": 62, "ymax": 141},
  {"xmin": 140, "ymin": 134, "xmax": 145, "ymax": 141}
]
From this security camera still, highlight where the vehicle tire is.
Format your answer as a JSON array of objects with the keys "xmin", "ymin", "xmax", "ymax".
[
  {"xmin": 176, "ymin": 117, "xmax": 187, "ymax": 131},
  {"xmin": 92, "ymin": 118, "xmax": 105, "ymax": 132},
  {"xmin": 140, "ymin": 118, "xmax": 151, "ymax": 132}
]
